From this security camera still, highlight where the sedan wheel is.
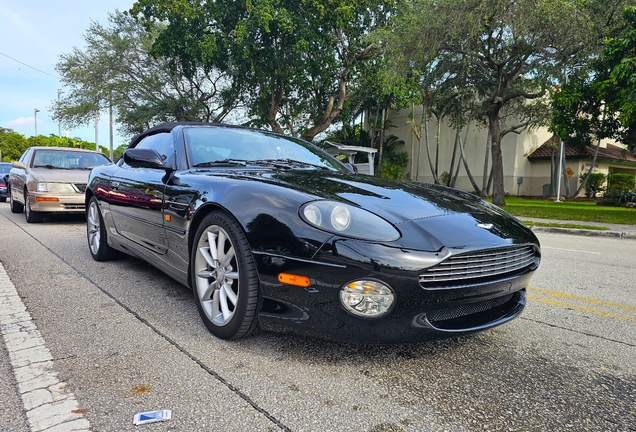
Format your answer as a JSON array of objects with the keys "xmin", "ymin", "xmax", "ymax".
[
  {"xmin": 25, "ymin": 193, "xmax": 43, "ymax": 223},
  {"xmin": 9, "ymin": 188, "xmax": 23, "ymax": 213},
  {"xmin": 192, "ymin": 212, "xmax": 261, "ymax": 340},
  {"xmin": 87, "ymin": 197, "xmax": 122, "ymax": 261}
]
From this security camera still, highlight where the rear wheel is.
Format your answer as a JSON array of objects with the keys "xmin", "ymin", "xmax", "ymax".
[
  {"xmin": 191, "ymin": 211, "xmax": 261, "ymax": 340},
  {"xmin": 25, "ymin": 193, "xmax": 44, "ymax": 223},
  {"xmin": 9, "ymin": 188, "xmax": 24, "ymax": 213},
  {"xmin": 87, "ymin": 197, "xmax": 122, "ymax": 261}
]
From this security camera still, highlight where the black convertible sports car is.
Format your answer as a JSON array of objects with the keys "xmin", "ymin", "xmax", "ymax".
[{"xmin": 86, "ymin": 122, "xmax": 540, "ymax": 343}]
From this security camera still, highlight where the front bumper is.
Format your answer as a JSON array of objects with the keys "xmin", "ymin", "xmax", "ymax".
[
  {"xmin": 28, "ymin": 192, "xmax": 85, "ymax": 213},
  {"xmin": 254, "ymin": 239, "xmax": 539, "ymax": 344}
]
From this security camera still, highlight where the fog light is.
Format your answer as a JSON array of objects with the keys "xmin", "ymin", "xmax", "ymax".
[{"xmin": 339, "ymin": 280, "xmax": 394, "ymax": 317}]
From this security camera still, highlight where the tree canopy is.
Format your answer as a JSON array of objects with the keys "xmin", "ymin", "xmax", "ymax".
[
  {"xmin": 54, "ymin": 10, "xmax": 241, "ymax": 137},
  {"xmin": 383, "ymin": 0, "xmax": 630, "ymax": 205},
  {"xmin": 131, "ymin": 0, "xmax": 395, "ymax": 141}
]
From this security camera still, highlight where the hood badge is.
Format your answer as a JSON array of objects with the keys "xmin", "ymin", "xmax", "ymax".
[{"xmin": 477, "ymin": 223, "xmax": 494, "ymax": 230}]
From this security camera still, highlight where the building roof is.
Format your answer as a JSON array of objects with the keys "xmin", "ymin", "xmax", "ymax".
[{"xmin": 527, "ymin": 136, "xmax": 636, "ymax": 165}]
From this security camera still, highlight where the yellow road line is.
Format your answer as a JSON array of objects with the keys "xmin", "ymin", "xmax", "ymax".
[
  {"xmin": 528, "ymin": 295, "xmax": 636, "ymax": 324},
  {"xmin": 529, "ymin": 287, "xmax": 636, "ymax": 313}
]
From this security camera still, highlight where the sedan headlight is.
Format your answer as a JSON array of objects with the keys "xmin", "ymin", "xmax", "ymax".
[
  {"xmin": 300, "ymin": 201, "xmax": 400, "ymax": 241},
  {"xmin": 37, "ymin": 182, "xmax": 77, "ymax": 193}
]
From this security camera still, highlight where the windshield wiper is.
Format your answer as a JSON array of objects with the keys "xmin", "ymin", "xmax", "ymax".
[
  {"xmin": 193, "ymin": 159, "xmax": 248, "ymax": 167},
  {"xmin": 258, "ymin": 158, "xmax": 331, "ymax": 170}
]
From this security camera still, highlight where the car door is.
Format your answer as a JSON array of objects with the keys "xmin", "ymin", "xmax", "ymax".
[
  {"xmin": 108, "ymin": 132, "xmax": 174, "ymax": 255},
  {"xmin": 9, "ymin": 148, "xmax": 33, "ymax": 204}
]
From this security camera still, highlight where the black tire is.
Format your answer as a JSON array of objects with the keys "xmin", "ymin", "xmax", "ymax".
[
  {"xmin": 25, "ymin": 193, "xmax": 44, "ymax": 223},
  {"xmin": 9, "ymin": 188, "xmax": 23, "ymax": 213},
  {"xmin": 86, "ymin": 197, "xmax": 122, "ymax": 261},
  {"xmin": 191, "ymin": 211, "xmax": 261, "ymax": 340}
]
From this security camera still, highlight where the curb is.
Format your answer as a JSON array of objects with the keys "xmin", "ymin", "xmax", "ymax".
[{"xmin": 530, "ymin": 226, "xmax": 636, "ymax": 240}]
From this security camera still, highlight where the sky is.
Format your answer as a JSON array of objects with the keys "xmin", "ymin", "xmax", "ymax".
[{"xmin": 0, "ymin": 0, "xmax": 135, "ymax": 147}]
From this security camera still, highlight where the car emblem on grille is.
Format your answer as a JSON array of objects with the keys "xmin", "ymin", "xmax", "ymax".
[{"xmin": 476, "ymin": 223, "xmax": 494, "ymax": 230}]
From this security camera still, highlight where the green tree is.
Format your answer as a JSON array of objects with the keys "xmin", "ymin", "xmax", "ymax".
[
  {"xmin": 132, "ymin": 0, "xmax": 395, "ymax": 141},
  {"xmin": 0, "ymin": 132, "xmax": 28, "ymax": 162},
  {"xmin": 385, "ymin": 0, "xmax": 629, "ymax": 205},
  {"xmin": 54, "ymin": 10, "xmax": 241, "ymax": 138}
]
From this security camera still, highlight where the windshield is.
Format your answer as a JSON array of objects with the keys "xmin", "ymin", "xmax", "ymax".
[
  {"xmin": 31, "ymin": 150, "xmax": 111, "ymax": 170},
  {"xmin": 184, "ymin": 127, "xmax": 348, "ymax": 172},
  {"xmin": 0, "ymin": 164, "xmax": 10, "ymax": 174}
]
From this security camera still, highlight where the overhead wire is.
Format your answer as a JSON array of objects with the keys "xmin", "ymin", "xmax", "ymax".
[{"xmin": 0, "ymin": 51, "xmax": 60, "ymax": 79}]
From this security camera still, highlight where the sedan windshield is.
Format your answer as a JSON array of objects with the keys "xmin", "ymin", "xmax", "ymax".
[
  {"xmin": 32, "ymin": 150, "xmax": 111, "ymax": 170},
  {"xmin": 184, "ymin": 127, "xmax": 348, "ymax": 172}
]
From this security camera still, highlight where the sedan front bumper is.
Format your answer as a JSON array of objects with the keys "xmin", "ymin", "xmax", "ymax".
[{"xmin": 28, "ymin": 192, "xmax": 86, "ymax": 213}]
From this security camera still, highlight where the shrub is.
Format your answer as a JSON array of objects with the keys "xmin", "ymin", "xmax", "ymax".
[
  {"xmin": 582, "ymin": 172, "xmax": 606, "ymax": 198},
  {"xmin": 603, "ymin": 173, "xmax": 636, "ymax": 205}
]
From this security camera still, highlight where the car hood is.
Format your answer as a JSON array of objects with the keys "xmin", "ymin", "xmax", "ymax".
[
  {"xmin": 29, "ymin": 168, "xmax": 91, "ymax": 184},
  {"xmin": 221, "ymin": 169, "xmax": 537, "ymax": 250}
]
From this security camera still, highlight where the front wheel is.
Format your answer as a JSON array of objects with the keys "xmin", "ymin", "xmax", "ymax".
[
  {"xmin": 87, "ymin": 197, "xmax": 122, "ymax": 261},
  {"xmin": 191, "ymin": 211, "xmax": 261, "ymax": 340},
  {"xmin": 25, "ymin": 193, "xmax": 44, "ymax": 223}
]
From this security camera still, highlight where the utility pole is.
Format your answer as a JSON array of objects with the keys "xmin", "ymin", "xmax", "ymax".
[{"xmin": 34, "ymin": 108, "xmax": 40, "ymax": 136}]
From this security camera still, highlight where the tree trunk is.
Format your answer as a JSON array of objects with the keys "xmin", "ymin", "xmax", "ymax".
[
  {"xmin": 482, "ymin": 129, "xmax": 491, "ymax": 196},
  {"xmin": 448, "ymin": 129, "xmax": 460, "ymax": 186},
  {"xmin": 574, "ymin": 138, "xmax": 602, "ymax": 196},
  {"xmin": 458, "ymin": 124, "xmax": 482, "ymax": 195},
  {"xmin": 423, "ymin": 109, "xmax": 438, "ymax": 183},
  {"xmin": 435, "ymin": 117, "xmax": 441, "ymax": 181},
  {"xmin": 561, "ymin": 152, "xmax": 571, "ymax": 198},
  {"xmin": 489, "ymin": 107, "xmax": 506, "ymax": 206}
]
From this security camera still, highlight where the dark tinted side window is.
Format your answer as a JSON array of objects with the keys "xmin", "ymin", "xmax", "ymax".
[{"xmin": 134, "ymin": 133, "xmax": 175, "ymax": 167}]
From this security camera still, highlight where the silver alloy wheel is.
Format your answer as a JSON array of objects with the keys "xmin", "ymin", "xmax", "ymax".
[
  {"xmin": 87, "ymin": 200, "xmax": 101, "ymax": 256},
  {"xmin": 194, "ymin": 225, "xmax": 240, "ymax": 326}
]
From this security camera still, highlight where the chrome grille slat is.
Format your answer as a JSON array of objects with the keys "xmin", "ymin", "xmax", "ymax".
[{"xmin": 420, "ymin": 245, "xmax": 535, "ymax": 286}]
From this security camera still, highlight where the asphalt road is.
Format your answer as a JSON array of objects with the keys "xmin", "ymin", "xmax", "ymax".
[{"xmin": 0, "ymin": 206, "xmax": 635, "ymax": 432}]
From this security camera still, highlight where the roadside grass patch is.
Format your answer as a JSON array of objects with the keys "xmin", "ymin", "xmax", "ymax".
[
  {"xmin": 493, "ymin": 197, "xmax": 636, "ymax": 226},
  {"xmin": 520, "ymin": 220, "xmax": 609, "ymax": 231}
]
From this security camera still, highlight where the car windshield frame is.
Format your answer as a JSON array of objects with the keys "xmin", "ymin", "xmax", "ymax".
[
  {"xmin": 30, "ymin": 150, "xmax": 111, "ymax": 170},
  {"xmin": 183, "ymin": 126, "xmax": 349, "ymax": 173}
]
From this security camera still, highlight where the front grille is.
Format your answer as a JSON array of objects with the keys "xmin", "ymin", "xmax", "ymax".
[
  {"xmin": 420, "ymin": 245, "xmax": 536, "ymax": 288},
  {"xmin": 73, "ymin": 183, "xmax": 87, "ymax": 193},
  {"xmin": 426, "ymin": 294, "xmax": 514, "ymax": 323},
  {"xmin": 63, "ymin": 204, "xmax": 85, "ymax": 210}
]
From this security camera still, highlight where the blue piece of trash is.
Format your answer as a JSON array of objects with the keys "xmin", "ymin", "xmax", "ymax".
[{"xmin": 133, "ymin": 409, "xmax": 172, "ymax": 425}]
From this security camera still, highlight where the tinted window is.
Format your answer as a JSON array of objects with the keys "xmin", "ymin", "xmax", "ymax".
[
  {"xmin": 135, "ymin": 132, "xmax": 175, "ymax": 166},
  {"xmin": 32, "ymin": 150, "xmax": 110, "ymax": 169}
]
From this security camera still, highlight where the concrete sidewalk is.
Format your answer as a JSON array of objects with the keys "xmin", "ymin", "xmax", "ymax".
[{"xmin": 520, "ymin": 217, "xmax": 636, "ymax": 240}]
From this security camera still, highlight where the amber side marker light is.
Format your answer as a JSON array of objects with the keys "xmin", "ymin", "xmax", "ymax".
[
  {"xmin": 278, "ymin": 273, "xmax": 311, "ymax": 287},
  {"xmin": 35, "ymin": 197, "xmax": 59, "ymax": 202}
]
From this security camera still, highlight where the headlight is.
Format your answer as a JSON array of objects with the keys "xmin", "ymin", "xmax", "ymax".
[
  {"xmin": 340, "ymin": 280, "xmax": 395, "ymax": 317},
  {"xmin": 300, "ymin": 201, "xmax": 400, "ymax": 241},
  {"xmin": 37, "ymin": 182, "xmax": 77, "ymax": 193}
]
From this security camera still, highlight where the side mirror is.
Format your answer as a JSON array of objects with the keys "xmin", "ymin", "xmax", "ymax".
[
  {"xmin": 343, "ymin": 162, "xmax": 358, "ymax": 173},
  {"xmin": 11, "ymin": 161, "xmax": 27, "ymax": 170},
  {"xmin": 123, "ymin": 148, "xmax": 168, "ymax": 169}
]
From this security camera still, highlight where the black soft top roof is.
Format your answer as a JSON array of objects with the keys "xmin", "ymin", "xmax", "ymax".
[{"xmin": 130, "ymin": 122, "xmax": 223, "ymax": 147}]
